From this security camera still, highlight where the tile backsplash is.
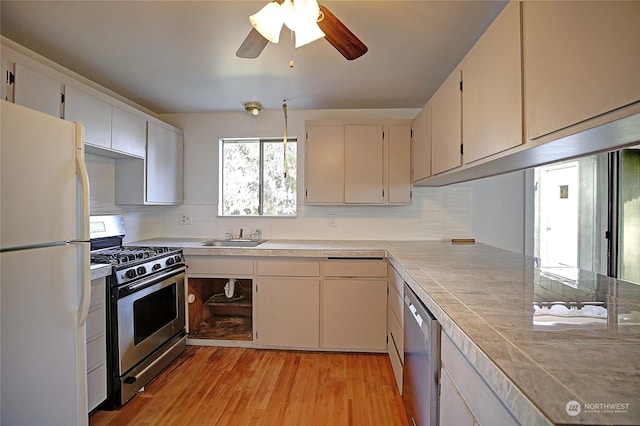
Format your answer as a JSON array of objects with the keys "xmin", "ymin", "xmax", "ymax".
[{"xmin": 87, "ymin": 154, "xmax": 473, "ymax": 243}]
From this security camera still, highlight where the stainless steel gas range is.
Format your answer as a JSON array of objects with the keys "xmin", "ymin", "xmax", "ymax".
[{"xmin": 90, "ymin": 215, "xmax": 186, "ymax": 407}]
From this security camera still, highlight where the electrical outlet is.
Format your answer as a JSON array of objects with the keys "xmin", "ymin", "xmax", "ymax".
[
  {"xmin": 329, "ymin": 214, "xmax": 337, "ymax": 227},
  {"xmin": 180, "ymin": 213, "xmax": 192, "ymax": 225}
]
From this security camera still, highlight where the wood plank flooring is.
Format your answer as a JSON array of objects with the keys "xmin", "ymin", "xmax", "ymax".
[{"xmin": 90, "ymin": 346, "xmax": 409, "ymax": 426}]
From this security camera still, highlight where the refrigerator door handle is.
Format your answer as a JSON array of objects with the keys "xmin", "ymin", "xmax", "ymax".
[
  {"xmin": 76, "ymin": 242, "xmax": 91, "ymax": 328},
  {"xmin": 75, "ymin": 123, "xmax": 90, "ymax": 241},
  {"xmin": 75, "ymin": 122, "xmax": 91, "ymax": 328}
]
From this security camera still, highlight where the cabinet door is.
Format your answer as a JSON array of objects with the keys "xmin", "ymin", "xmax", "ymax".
[
  {"xmin": 463, "ymin": 1, "xmax": 522, "ymax": 164},
  {"xmin": 256, "ymin": 278, "xmax": 320, "ymax": 348},
  {"xmin": 524, "ymin": 1, "xmax": 640, "ymax": 140},
  {"xmin": 321, "ymin": 279, "xmax": 387, "ymax": 350},
  {"xmin": 64, "ymin": 85, "xmax": 112, "ymax": 149},
  {"xmin": 431, "ymin": 69, "xmax": 462, "ymax": 175},
  {"xmin": 388, "ymin": 124, "xmax": 412, "ymax": 204},
  {"xmin": 305, "ymin": 125, "xmax": 345, "ymax": 203},
  {"xmin": 344, "ymin": 125, "xmax": 384, "ymax": 203},
  {"xmin": 111, "ymin": 106, "xmax": 146, "ymax": 157},
  {"xmin": 13, "ymin": 63, "xmax": 61, "ymax": 118},
  {"xmin": 146, "ymin": 122, "xmax": 183, "ymax": 204},
  {"xmin": 412, "ymin": 101, "xmax": 432, "ymax": 182},
  {"xmin": 439, "ymin": 367, "xmax": 477, "ymax": 426}
]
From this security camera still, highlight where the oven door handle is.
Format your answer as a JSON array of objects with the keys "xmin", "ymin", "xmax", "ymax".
[{"xmin": 126, "ymin": 266, "xmax": 187, "ymax": 292}]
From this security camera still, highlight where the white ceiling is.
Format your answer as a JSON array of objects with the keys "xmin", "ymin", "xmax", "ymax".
[{"xmin": 0, "ymin": 0, "xmax": 507, "ymax": 114}]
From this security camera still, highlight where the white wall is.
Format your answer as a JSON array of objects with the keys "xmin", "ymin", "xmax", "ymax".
[
  {"xmin": 153, "ymin": 108, "xmax": 475, "ymax": 241},
  {"xmin": 471, "ymin": 169, "xmax": 533, "ymax": 254}
]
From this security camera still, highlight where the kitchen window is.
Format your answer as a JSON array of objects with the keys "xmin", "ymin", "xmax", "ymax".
[{"xmin": 219, "ymin": 137, "xmax": 297, "ymax": 216}]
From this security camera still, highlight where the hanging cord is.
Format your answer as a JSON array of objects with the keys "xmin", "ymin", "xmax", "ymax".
[
  {"xmin": 282, "ymin": 100, "xmax": 288, "ymax": 178},
  {"xmin": 289, "ymin": 30, "xmax": 294, "ymax": 68}
]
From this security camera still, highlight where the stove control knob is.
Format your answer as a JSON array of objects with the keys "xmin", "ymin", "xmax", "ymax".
[
  {"xmin": 174, "ymin": 255, "xmax": 182, "ymax": 263},
  {"xmin": 152, "ymin": 263, "xmax": 161, "ymax": 271},
  {"xmin": 125, "ymin": 269, "xmax": 137, "ymax": 279},
  {"xmin": 137, "ymin": 266, "xmax": 147, "ymax": 275},
  {"xmin": 166, "ymin": 257, "xmax": 175, "ymax": 266}
]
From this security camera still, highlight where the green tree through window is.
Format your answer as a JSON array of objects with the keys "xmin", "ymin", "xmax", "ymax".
[{"xmin": 221, "ymin": 138, "xmax": 297, "ymax": 216}]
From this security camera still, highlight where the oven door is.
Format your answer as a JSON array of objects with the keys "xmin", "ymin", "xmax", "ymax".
[{"xmin": 116, "ymin": 268, "xmax": 186, "ymax": 375}]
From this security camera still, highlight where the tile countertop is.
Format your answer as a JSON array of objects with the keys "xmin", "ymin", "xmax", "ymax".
[{"xmin": 133, "ymin": 238, "xmax": 640, "ymax": 425}]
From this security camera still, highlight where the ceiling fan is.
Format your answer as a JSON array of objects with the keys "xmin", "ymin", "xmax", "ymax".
[{"xmin": 236, "ymin": 0, "xmax": 368, "ymax": 61}]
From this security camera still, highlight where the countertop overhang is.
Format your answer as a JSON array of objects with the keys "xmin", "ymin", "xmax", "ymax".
[{"xmin": 131, "ymin": 238, "xmax": 640, "ymax": 425}]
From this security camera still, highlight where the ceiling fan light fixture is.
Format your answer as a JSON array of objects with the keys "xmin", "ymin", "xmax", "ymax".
[
  {"xmin": 294, "ymin": 22, "xmax": 325, "ymax": 47},
  {"xmin": 281, "ymin": 0, "xmax": 325, "ymax": 47},
  {"xmin": 249, "ymin": 1, "xmax": 284, "ymax": 43},
  {"xmin": 243, "ymin": 101, "xmax": 262, "ymax": 116}
]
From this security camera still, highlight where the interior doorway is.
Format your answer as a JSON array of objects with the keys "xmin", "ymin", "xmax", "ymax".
[{"xmin": 537, "ymin": 161, "xmax": 579, "ymax": 267}]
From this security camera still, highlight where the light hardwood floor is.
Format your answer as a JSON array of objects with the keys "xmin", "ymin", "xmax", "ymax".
[{"xmin": 90, "ymin": 346, "xmax": 409, "ymax": 426}]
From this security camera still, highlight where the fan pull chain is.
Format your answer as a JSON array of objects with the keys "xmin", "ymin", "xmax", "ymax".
[
  {"xmin": 282, "ymin": 100, "xmax": 288, "ymax": 178},
  {"xmin": 289, "ymin": 31, "xmax": 294, "ymax": 68}
]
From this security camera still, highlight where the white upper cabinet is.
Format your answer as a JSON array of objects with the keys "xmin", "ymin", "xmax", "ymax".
[
  {"xmin": 305, "ymin": 120, "xmax": 412, "ymax": 205},
  {"xmin": 388, "ymin": 124, "xmax": 412, "ymax": 203},
  {"xmin": 524, "ymin": 1, "xmax": 640, "ymax": 140},
  {"xmin": 305, "ymin": 124, "xmax": 345, "ymax": 204},
  {"xmin": 12, "ymin": 63, "xmax": 62, "ymax": 118},
  {"xmin": 462, "ymin": 0, "xmax": 522, "ymax": 164},
  {"xmin": 431, "ymin": 69, "xmax": 462, "ymax": 175},
  {"xmin": 64, "ymin": 85, "xmax": 112, "ymax": 149},
  {"xmin": 412, "ymin": 101, "xmax": 432, "ymax": 182},
  {"xmin": 64, "ymin": 86, "xmax": 146, "ymax": 158},
  {"xmin": 111, "ymin": 106, "xmax": 146, "ymax": 158},
  {"xmin": 146, "ymin": 122, "xmax": 184, "ymax": 204},
  {"xmin": 115, "ymin": 121, "xmax": 184, "ymax": 205},
  {"xmin": 344, "ymin": 125, "xmax": 384, "ymax": 204}
]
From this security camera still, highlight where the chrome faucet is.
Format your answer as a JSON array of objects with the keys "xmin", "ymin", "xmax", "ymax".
[
  {"xmin": 249, "ymin": 229, "xmax": 263, "ymax": 241},
  {"xmin": 225, "ymin": 232, "xmax": 233, "ymax": 240}
]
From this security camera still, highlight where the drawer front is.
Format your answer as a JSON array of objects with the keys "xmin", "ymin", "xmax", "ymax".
[
  {"xmin": 388, "ymin": 303, "xmax": 404, "ymax": 363},
  {"xmin": 89, "ymin": 280, "xmax": 105, "ymax": 308},
  {"xmin": 388, "ymin": 264, "xmax": 404, "ymax": 295},
  {"xmin": 86, "ymin": 334, "xmax": 106, "ymax": 371},
  {"xmin": 388, "ymin": 333, "xmax": 403, "ymax": 393},
  {"xmin": 257, "ymin": 260, "xmax": 320, "ymax": 277},
  {"xmin": 87, "ymin": 363, "xmax": 107, "ymax": 411},
  {"xmin": 86, "ymin": 306, "xmax": 105, "ymax": 342},
  {"xmin": 388, "ymin": 279, "xmax": 404, "ymax": 329},
  {"xmin": 186, "ymin": 256, "xmax": 254, "ymax": 276},
  {"xmin": 323, "ymin": 260, "xmax": 387, "ymax": 277}
]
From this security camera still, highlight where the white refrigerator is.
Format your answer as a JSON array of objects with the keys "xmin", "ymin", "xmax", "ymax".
[{"xmin": 1, "ymin": 100, "xmax": 91, "ymax": 425}]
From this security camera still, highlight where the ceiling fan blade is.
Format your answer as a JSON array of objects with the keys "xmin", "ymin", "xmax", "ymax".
[
  {"xmin": 318, "ymin": 5, "xmax": 368, "ymax": 60},
  {"xmin": 236, "ymin": 28, "xmax": 269, "ymax": 59}
]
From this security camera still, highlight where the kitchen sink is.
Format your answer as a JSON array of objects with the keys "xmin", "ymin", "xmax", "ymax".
[{"xmin": 200, "ymin": 239, "xmax": 266, "ymax": 247}]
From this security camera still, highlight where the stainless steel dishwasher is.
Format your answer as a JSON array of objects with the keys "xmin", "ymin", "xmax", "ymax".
[{"xmin": 403, "ymin": 283, "xmax": 441, "ymax": 426}]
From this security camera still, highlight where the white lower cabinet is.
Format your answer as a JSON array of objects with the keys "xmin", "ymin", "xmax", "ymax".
[
  {"xmin": 255, "ymin": 277, "xmax": 320, "ymax": 348},
  {"xmin": 255, "ymin": 260, "xmax": 321, "ymax": 348},
  {"xmin": 86, "ymin": 277, "xmax": 107, "ymax": 412},
  {"xmin": 321, "ymin": 259, "xmax": 388, "ymax": 351},
  {"xmin": 440, "ymin": 332, "xmax": 518, "ymax": 426},
  {"xmin": 321, "ymin": 278, "xmax": 387, "ymax": 350},
  {"xmin": 387, "ymin": 264, "xmax": 404, "ymax": 393}
]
